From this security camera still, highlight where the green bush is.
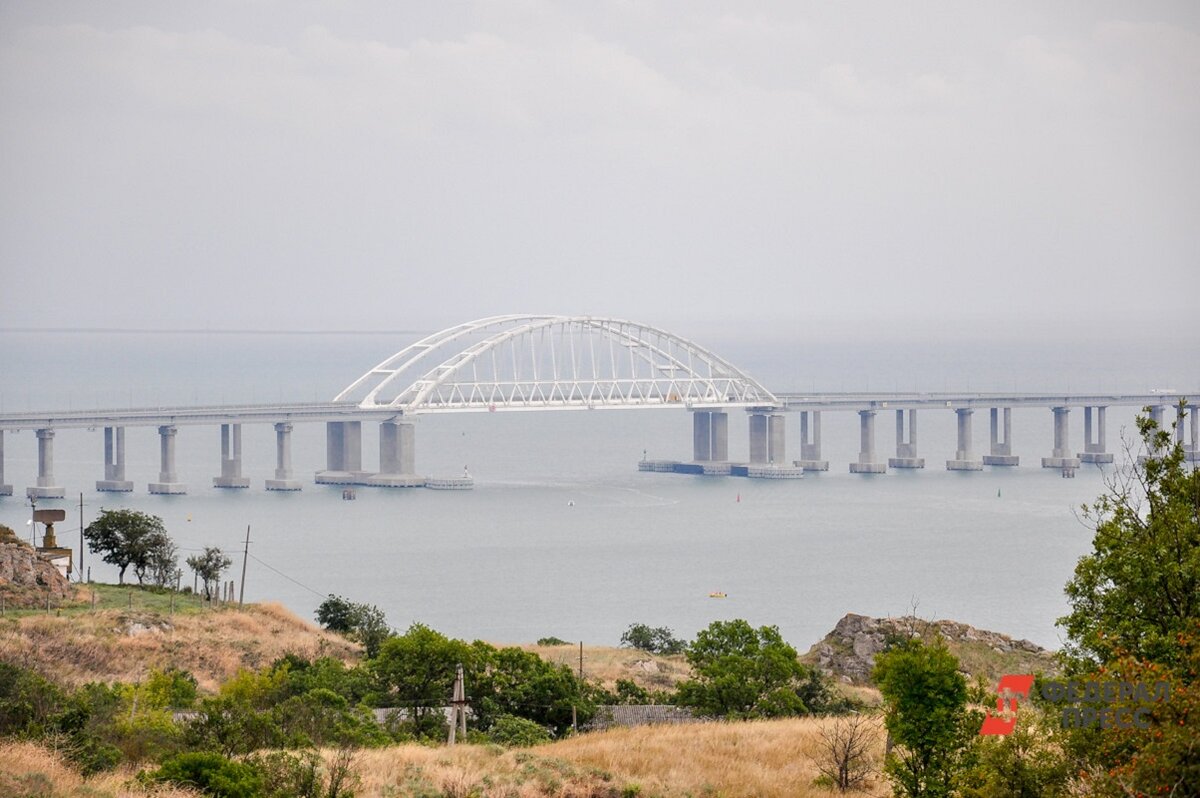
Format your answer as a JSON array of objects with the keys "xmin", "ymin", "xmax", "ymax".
[
  {"xmin": 488, "ymin": 714, "xmax": 552, "ymax": 747},
  {"xmin": 147, "ymin": 752, "xmax": 263, "ymax": 798}
]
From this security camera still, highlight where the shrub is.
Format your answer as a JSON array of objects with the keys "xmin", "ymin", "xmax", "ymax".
[
  {"xmin": 488, "ymin": 714, "xmax": 553, "ymax": 747},
  {"xmin": 147, "ymin": 751, "xmax": 263, "ymax": 798}
]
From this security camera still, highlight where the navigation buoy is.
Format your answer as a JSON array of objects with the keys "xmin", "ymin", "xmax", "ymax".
[
  {"xmin": 567, "ymin": 500, "xmax": 575, "ymax": 507},
  {"xmin": 736, "ymin": 493, "xmax": 740, "ymax": 503}
]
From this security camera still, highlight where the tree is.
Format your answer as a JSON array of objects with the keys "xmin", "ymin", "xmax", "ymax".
[
  {"xmin": 620, "ymin": 622, "xmax": 686, "ymax": 655},
  {"xmin": 673, "ymin": 619, "xmax": 816, "ymax": 719},
  {"xmin": 187, "ymin": 547, "xmax": 232, "ymax": 601},
  {"xmin": 1055, "ymin": 404, "xmax": 1200, "ymax": 796},
  {"xmin": 84, "ymin": 509, "xmax": 173, "ymax": 585},
  {"xmin": 146, "ymin": 536, "xmax": 181, "ymax": 589},
  {"xmin": 315, "ymin": 595, "xmax": 391, "ymax": 658},
  {"xmin": 814, "ymin": 713, "xmax": 881, "ymax": 793},
  {"xmin": 873, "ymin": 637, "xmax": 976, "ymax": 798},
  {"xmin": 1059, "ymin": 402, "xmax": 1200, "ymax": 675},
  {"xmin": 371, "ymin": 623, "xmax": 476, "ymax": 738}
]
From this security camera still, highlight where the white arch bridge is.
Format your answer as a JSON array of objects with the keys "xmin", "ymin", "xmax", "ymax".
[{"xmin": 0, "ymin": 314, "xmax": 1196, "ymax": 497}]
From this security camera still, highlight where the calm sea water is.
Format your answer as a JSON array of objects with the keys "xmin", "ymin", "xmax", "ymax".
[{"xmin": 0, "ymin": 330, "xmax": 1194, "ymax": 652}]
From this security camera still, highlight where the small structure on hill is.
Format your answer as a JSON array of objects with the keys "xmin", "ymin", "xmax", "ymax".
[
  {"xmin": 34, "ymin": 509, "xmax": 73, "ymax": 579},
  {"xmin": 584, "ymin": 704, "xmax": 697, "ymax": 732}
]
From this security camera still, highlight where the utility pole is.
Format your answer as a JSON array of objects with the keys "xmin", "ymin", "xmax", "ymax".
[
  {"xmin": 78, "ymin": 493, "xmax": 84, "ymax": 581},
  {"xmin": 447, "ymin": 663, "xmax": 467, "ymax": 746},
  {"xmin": 579, "ymin": 641, "xmax": 584, "ymax": 680},
  {"xmin": 238, "ymin": 525, "xmax": 250, "ymax": 607}
]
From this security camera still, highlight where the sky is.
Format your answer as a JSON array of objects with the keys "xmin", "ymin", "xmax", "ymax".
[{"xmin": 1, "ymin": 1, "xmax": 1198, "ymax": 342}]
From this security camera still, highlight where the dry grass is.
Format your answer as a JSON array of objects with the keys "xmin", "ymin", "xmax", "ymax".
[
  {"xmin": 0, "ymin": 741, "xmax": 199, "ymax": 798},
  {"xmin": 0, "ymin": 601, "xmax": 359, "ymax": 692},
  {"xmin": 351, "ymin": 716, "xmax": 888, "ymax": 797},
  {"xmin": 522, "ymin": 643, "xmax": 691, "ymax": 691}
]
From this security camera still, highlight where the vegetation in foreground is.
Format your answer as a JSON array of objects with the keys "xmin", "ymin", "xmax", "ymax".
[{"xmin": 0, "ymin": 404, "xmax": 1196, "ymax": 797}]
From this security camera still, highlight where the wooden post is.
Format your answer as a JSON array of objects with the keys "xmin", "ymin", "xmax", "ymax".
[
  {"xmin": 170, "ymin": 592, "xmax": 175, "ymax": 615},
  {"xmin": 128, "ymin": 590, "xmax": 132, "ymax": 610},
  {"xmin": 448, "ymin": 663, "xmax": 467, "ymax": 746},
  {"xmin": 578, "ymin": 641, "xmax": 584, "ymax": 680},
  {"xmin": 239, "ymin": 525, "xmax": 250, "ymax": 607}
]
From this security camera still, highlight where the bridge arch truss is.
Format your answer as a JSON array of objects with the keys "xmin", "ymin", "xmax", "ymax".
[{"xmin": 335, "ymin": 315, "xmax": 777, "ymax": 414}]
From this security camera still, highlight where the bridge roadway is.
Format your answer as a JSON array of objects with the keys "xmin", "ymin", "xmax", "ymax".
[{"xmin": 0, "ymin": 391, "xmax": 1195, "ymax": 498}]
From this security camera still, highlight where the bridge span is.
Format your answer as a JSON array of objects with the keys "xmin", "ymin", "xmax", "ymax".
[{"xmin": 0, "ymin": 315, "xmax": 1196, "ymax": 497}]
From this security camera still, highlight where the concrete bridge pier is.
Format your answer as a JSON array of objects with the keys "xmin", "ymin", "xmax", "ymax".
[
  {"xmin": 213, "ymin": 423, "xmax": 250, "ymax": 488},
  {"xmin": 367, "ymin": 420, "xmax": 424, "ymax": 487},
  {"xmin": 1042, "ymin": 407, "xmax": 1081, "ymax": 469},
  {"xmin": 768, "ymin": 414, "xmax": 785, "ymax": 463},
  {"xmin": 793, "ymin": 410, "xmax": 828, "ymax": 471},
  {"xmin": 27, "ymin": 429, "xmax": 65, "ymax": 499},
  {"xmin": 97, "ymin": 427, "xmax": 133, "ymax": 491},
  {"xmin": 850, "ymin": 409, "xmax": 886, "ymax": 473},
  {"xmin": 691, "ymin": 410, "xmax": 729, "ymax": 474},
  {"xmin": 748, "ymin": 413, "xmax": 769, "ymax": 463},
  {"xmin": 1078, "ymin": 407, "xmax": 1113, "ymax": 464},
  {"xmin": 889, "ymin": 409, "xmax": 924, "ymax": 468},
  {"xmin": 266, "ymin": 423, "xmax": 302, "ymax": 491},
  {"xmin": 149, "ymin": 425, "xmax": 187, "ymax": 494},
  {"xmin": 316, "ymin": 421, "xmax": 366, "ymax": 485},
  {"xmin": 947, "ymin": 408, "xmax": 983, "ymax": 470},
  {"xmin": 1188, "ymin": 403, "xmax": 1199, "ymax": 463},
  {"xmin": 0, "ymin": 431, "xmax": 12, "ymax": 496},
  {"xmin": 1137, "ymin": 405, "xmax": 1168, "ymax": 465},
  {"xmin": 983, "ymin": 407, "xmax": 1018, "ymax": 466}
]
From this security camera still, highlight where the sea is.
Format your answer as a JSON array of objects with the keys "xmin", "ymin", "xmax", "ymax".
[{"xmin": 0, "ymin": 329, "xmax": 1193, "ymax": 654}]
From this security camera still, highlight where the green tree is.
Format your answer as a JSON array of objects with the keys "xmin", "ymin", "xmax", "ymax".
[
  {"xmin": 315, "ymin": 595, "xmax": 391, "ymax": 657},
  {"xmin": 470, "ymin": 643, "xmax": 592, "ymax": 736},
  {"xmin": 1059, "ymin": 402, "xmax": 1200, "ymax": 675},
  {"xmin": 620, "ymin": 623, "xmax": 686, "ymax": 655},
  {"xmin": 873, "ymin": 637, "xmax": 976, "ymax": 798},
  {"xmin": 371, "ymin": 623, "xmax": 476, "ymax": 738},
  {"xmin": 187, "ymin": 547, "xmax": 232, "ymax": 601},
  {"xmin": 673, "ymin": 619, "xmax": 815, "ymax": 719},
  {"xmin": 1055, "ymin": 404, "xmax": 1200, "ymax": 796},
  {"xmin": 83, "ymin": 509, "xmax": 172, "ymax": 585}
]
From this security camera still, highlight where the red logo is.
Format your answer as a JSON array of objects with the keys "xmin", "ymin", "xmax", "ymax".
[{"xmin": 979, "ymin": 674, "xmax": 1035, "ymax": 735}]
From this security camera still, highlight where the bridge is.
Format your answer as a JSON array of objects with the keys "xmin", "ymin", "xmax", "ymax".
[{"xmin": 0, "ymin": 315, "xmax": 1196, "ymax": 498}]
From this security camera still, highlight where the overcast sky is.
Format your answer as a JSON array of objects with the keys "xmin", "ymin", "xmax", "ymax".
[{"xmin": 1, "ymin": 1, "xmax": 1197, "ymax": 340}]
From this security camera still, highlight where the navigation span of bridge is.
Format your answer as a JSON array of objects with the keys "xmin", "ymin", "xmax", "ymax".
[{"xmin": 1, "ymin": 315, "xmax": 1196, "ymax": 498}]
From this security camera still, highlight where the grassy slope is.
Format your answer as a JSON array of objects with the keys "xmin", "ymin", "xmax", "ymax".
[
  {"xmin": 0, "ymin": 741, "xmax": 198, "ymax": 798},
  {"xmin": 351, "ymin": 717, "xmax": 886, "ymax": 797},
  {"xmin": 0, "ymin": 597, "xmax": 359, "ymax": 692}
]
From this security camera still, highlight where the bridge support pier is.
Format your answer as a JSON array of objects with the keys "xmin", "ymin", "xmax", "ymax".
[
  {"xmin": 748, "ymin": 413, "xmax": 769, "ymax": 463},
  {"xmin": 947, "ymin": 408, "xmax": 983, "ymax": 470},
  {"xmin": 983, "ymin": 407, "xmax": 1018, "ymax": 466},
  {"xmin": 213, "ymin": 423, "xmax": 250, "ymax": 488},
  {"xmin": 316, "ymin": 421, "xmax": 367, "ymax": 485},
  {"xmin": 850, "ymin": 409, "xmax": 886, "ymax": 473},
  {"xmin": 690, "ymin": 410, "xmax": 729, "ymax": 474},
  {"xmin": 367, "ymin": 421, "xmax": 425, "ymax": 487},
  {"xmin": 793, "ymin": 411, "xmax": 828, "ymax": 471},
  {"xmin": 97, "ymin": 427, "xmax": 133, "ymax": 491},
  {"xmin": 1078, "ymin": 407, "xmax": 1113, "ymax": 464},
  {"xmin": 889, "ymin": 409, "xmax": 924, "ymax": 468},
  {"xmin": 27, "ymin": 429, "xmax": 65, "ymax": 499},
  {"xmin": 1188, "ymin": 403, "xmax": 1199, "ymax": 463},
  {"xmin": 0, "ymin": 431, "xmax": 12, "ymax": 496},
  {"xmin": 266, "ymin": 423, "xmax": 302, "ymax": 490},
  {"xmin": 149, "ymin": 425, "xmax": 187, "ymax": 494},
  {"xmin": 1042, "ymin": 407, "xmax": 1081, "ymax": 469}
]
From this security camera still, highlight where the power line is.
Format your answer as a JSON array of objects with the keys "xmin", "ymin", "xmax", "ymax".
[{"xmin": 246, "ymin": 552, "xmax": 328, "ymax": 599}]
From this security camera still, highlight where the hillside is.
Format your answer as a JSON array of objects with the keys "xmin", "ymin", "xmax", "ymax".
[
  {"xmin": 804, "ymin": 613, "xmax": 1059, "ymax": 685},
  {"xmin": 524, "ymin": 641, "xmax": 690, "ymax": 691},
  {"xmin": 0, "ymin": 598, "xmax": 360, "ymax": 692},
  {"xmin": 3, "ymin": 716, "xmax": 887, "ymax": 798}
]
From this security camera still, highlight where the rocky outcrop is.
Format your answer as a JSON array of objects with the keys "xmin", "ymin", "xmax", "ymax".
[
  {"xmin": 0, "ymin": 538, "xmax": 73, "ymax": 608},
  {"xmin": 805, "ymin": 613, "xmax": 1058, "ymax": 685}
]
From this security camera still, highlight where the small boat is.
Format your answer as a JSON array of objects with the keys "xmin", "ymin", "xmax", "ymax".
[{"xmin": 709, "ymin": 591, "xmax": 727, "ymax": 599}]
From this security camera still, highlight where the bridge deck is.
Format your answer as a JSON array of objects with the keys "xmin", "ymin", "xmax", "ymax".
[{"xmin": 0, "ymin": 393, "xmax": 1190, "ymax": 431}]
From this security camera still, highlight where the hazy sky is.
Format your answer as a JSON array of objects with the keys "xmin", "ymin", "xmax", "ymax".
[{"xmin": 1, "ymin": 1, "xmax": 1197, "ymax": 340}]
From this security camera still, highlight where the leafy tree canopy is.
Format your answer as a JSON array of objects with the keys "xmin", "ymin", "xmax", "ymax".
[
  {"xmin": 674, "ymin": 619, "xmax": 815, "ymax": 719},
  {"xmin": 83, "ymin": 509, "xmax": 173, "ymax": 585},
  {"xmin": 1059, "ymin": 404, "xmax": 1200, "ymax": 675},
  {"xmin": 620, "ymin": 623, "xmax": 686, "ymax": 655}
]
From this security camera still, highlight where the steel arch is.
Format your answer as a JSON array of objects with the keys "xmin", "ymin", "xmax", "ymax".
[{"xmin": 335, "ymin": 315, "xmax": 777, "ymax": 413}]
